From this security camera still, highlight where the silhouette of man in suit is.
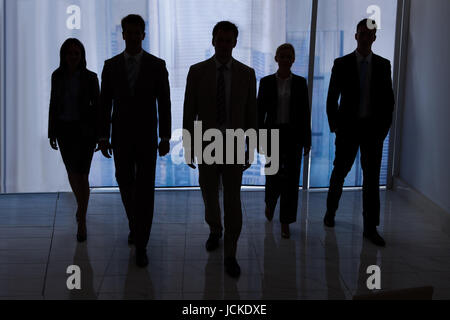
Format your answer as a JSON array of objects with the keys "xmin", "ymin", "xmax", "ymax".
[
  {"xmin": 183, "ymin": 21, "xmax": 257, "ymax": 278},
  {"xmin": 98, "ymin": 14, "xmax": 171, "ymax": 267},
  {"xmin": 323, "ymin": 19, "xmax": 395, "ymax": 247}
]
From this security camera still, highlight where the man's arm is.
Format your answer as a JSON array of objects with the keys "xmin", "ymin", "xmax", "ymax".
[
  {"xmin": 246, "ymin": 69, "xmax": 258, "ymax": 132},
  {"xmin": 98, "ymin": 61, "xmax": 113, "ymax": 141},
  {"xmin": 156, "ymin": 60, "xmax": 171, "ymax": 140},
  {"xmin": 97, "ymin": 61, "xmax": 113, "ymax": 158},
  {"xmin": 326, "ymin": 59, "xmax": 341, "ymax": 133},
  {"xmin": 244, "ymin": 68, "xmax": 257, "ymax": 169},
  {"xmin": 256, "ymin": 77, "xmax": 267, "ymax": 131},
  {"xmin": 256, "ymin": 77, "xmax": 267, "ymax": 155},
  {"xmin": 156, "ymin": 60, "xmax": 172, "ymax": 156},
  {"xmin": 381, "ymin": 61, "xmax": 395, "ymax": 138},
  {"xmin": 182, "ymin": 66, "xmax": 197, "ymax": 168}
]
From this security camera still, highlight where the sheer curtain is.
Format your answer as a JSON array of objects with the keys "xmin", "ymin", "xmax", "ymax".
[
  {"xmin": 0, "ymin": 0, "xmax": 4, "ymax": 192},
  {"xmin": 3, "ymin": 0, "xmax": 292, "ymax": 192},
  {"xmin": 309, "ymin": 0, "xmax": 397, "ymax": 187},
  {"xmin": 152, "ymin": 0, "xmax": 289, "ymax": 187}
]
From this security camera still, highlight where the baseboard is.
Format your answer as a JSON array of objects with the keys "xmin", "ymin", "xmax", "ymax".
[{"xmin": 392, "ymin": 176, "xmax": 450, "ymax": 234}]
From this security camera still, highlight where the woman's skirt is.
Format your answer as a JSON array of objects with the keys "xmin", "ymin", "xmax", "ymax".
[{"xmin": 56, "ymin": 121, "xmax": 96, "ymax": 174}]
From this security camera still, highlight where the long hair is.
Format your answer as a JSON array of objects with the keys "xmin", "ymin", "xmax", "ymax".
[{"xmin": 58, "ymin": 38, "xmax": 87, "ymax": 72}]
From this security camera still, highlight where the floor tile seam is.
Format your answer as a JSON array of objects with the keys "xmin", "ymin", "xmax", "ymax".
[
  {"xmin": 41, "ymin": 192, "xmax": 60, "ymax": 297},
  {"xmin": 97, "ymin": 237, "xmax": 123, "ymax": 294}
]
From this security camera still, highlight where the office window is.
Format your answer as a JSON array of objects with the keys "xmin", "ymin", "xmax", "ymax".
[
  {"xmin": 2, "ymin": 0, "xmax": 397, "ymax": 192},
  {"xmin": 309, "ymin": 0, "xmax": 397, "ymax": 187}
]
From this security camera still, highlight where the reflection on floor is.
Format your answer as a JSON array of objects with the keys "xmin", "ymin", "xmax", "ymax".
[{"xmin": 1, "ymin": 189, "xmax": 450, "ymax": 300}]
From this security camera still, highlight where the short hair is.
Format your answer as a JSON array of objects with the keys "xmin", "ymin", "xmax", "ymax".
[
  {"xmin": 212, "ymin": 21, "xmax": 239, "ymax": 41},
  {"xmin": 59, "ymin": 38, "xmax": 87, "ymax": 71},
  {"xmin": 276, "ymin": 43, "xmax": 296, "ymax": 58},
  {"xmin": 121, "ymin": 14, "xmax": 146, "ymax": 33},
  {"xmin": 357, "ymin": 18, "xmax": 377, "ymax": 33}
]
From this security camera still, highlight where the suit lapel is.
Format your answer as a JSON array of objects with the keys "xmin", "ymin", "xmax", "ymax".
[
  {"xmin": 207, "ymin": 57, "xmax": 216, "ymax": 101},
  {"xmin": 350, "ymin": 52, "xmax": 361, "ymax": 102},
  {"xmin": 134, "ymin": 53, "xmax": 147, "ymax": 95},
  {"xmin": 269, "ymin": 74, "xmax": 278, "ymax": 125},
  {"xmin": 193, "ymin": 57, "xmax": 217, "ymax": 125},
  {"xmin": 230, "ymin": 59, "xmax": 241, "ymax": 126},
  {"xmin": 289, "ymin": 75, "xmax": 296, "ymax": 123},
  {"xmin": 79, "ymin": 70, "xmax": 88, "ymax": 108},
  {"xmin": 205, "ymin": 58, "xmax": 217, "ymax": 122},
  {"xmin": 117, "ymin": 54, "xmax": 131, "ymax": 97},
  {"xmin": 352, "ymin": 52, "xmax": 360, "ymax": 86},
  {"xmin": 370, "ymin": 54, "xmax": 379, "ymax": 94}
]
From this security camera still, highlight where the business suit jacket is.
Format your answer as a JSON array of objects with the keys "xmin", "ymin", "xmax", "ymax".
[
  {"xmin": 182, "ymin": 56, "xmax": 257, "ymax": 258},
  {"xmin": 99, "ymin": 50, "xmax": 171, "ymax": 250},
  {"xmin": 99, "ymin": 51, "xmax": 171, "ymax": 147},
  {"xmin": 257, "ymin": 73, "xmax": 311, "ymax": 150},
  {"xmin": 257, "ymin": 73, "xmax": 311, "ymax": 223},
  {"xmin": 327, "ymin": 52, "xmax": 395, "ymax": 138},
  {"xmin": 48, "ymin": 68, "xmax": 99, "ymax": 139},
  {"xmin": 183, "ymin": 57, "xmax": 257, "ymax": 154}
]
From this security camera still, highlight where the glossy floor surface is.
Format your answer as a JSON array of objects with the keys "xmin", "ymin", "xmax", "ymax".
[{"xmin": 1, "ymin": 190, "xmax": 450, "ymax": 300}]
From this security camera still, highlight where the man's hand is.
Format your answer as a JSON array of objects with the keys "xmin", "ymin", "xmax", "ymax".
[
  {"xmin": 187, "ymin": 155, "xmax": 196, "ymax": 169},
  {"xmin": 49, "ymin": 138, "xmax": 58, "ymax": 150},
  {"xmin": 304, "ymin": 146, "xmax": 311, "ymax": 156},
  {"xmin": 158, "ymin": 140, "xmax": 170, "ymax": 157},
  {"xmin": 96, "ymin": 140, "xmax": 113, "ymax": 159},
  {"xmin": 243, "ymin": 149, "xmax": 251, "ymax": 171}
]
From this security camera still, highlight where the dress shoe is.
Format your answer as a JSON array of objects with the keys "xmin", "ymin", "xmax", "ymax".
[
  {"xmin": 265, "ymin": 205, "xmax": 274, "ymax": 222},
  {"xmin": 281, "ymin": 223, "xmax": 290, "ymax": 239},
  {"xmin": 323, "ymin": 211, "xmax": 335, "ymax": 228},
  {"xmin": 136, "ymin": 249, "xmax": 149, "ymax": 267},
  {"xmin": 363, "ymin": 229, "xmax": 386, "ymax": 247},
  {"xmin": 205, "ymin": 233, "xmax": 221, "ymax": 252},
  {"xmin": 224, "ymin": 257, "xmax": 241, "ymax": 278},
  {"xmin": 76, "ymin": 222, "xmax": 87, "ymax": 242},
  {"xmin": 128, "ymin": 232, "xmax": 135, "ymax": 245}
]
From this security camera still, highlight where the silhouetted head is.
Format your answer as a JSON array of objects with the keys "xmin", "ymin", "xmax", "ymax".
[
  {"xmin": 355, "ymin": 18, "xmax": 377, "ymax": 56},
  {"xmin": 59, "ymin": 38, "xmax": 86, "ymax": 72},
  {"xmin": 212, "ymin": 21, "xmax": 238, "ymax": 64},
  {"xmin": 122, "ymin": 14, "xmax": 146, "ymax": 55},
  {"xmin": 275, "ymin": 43, "xmax": 295, "ymax": 73}
]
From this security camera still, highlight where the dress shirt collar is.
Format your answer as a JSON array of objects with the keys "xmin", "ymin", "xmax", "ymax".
[
  {"xmin": 355, "ymin": 49, "xmax": 373, "ymax": 64},
  {"xmin": 124, "ymin": 50, "xmax": 144, "ymax": 64},
  {"xmin": 214, "ymin": 55, "xmax": 232, "ymax": 70}
]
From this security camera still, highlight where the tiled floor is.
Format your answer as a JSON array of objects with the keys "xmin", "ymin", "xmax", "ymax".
[{"xmin": 1, "ymin": 189, "xmax": 450, "ymax": 300}]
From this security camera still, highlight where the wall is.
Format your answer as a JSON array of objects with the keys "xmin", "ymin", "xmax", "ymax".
[{"xmin": 399, "ymin": 0, "xmax": 450, "ymax": 213}]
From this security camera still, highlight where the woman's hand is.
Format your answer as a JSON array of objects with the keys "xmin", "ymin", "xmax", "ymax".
[{"xmin": 49, "ymin": 138, "xmax": 58, "ymax": 150}]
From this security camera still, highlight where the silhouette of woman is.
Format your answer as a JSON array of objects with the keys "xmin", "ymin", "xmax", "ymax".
[
  {"xmin": 257, "ymin": 43, "xmax": 311, "ymax": 238},
  {"xmin": 48, "ymin": 38, "xmax": 99, "ymax": 242}
]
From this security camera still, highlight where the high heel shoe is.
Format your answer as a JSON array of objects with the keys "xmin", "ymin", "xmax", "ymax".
[{"xmin": 281, "ymin": 223, "xmax": 290, "ymax": 239}]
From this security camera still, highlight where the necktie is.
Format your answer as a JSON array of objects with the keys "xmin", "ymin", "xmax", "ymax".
[
  {"xmin": 128, "ymin": 56, "xmax": 138, "ymax": 93},
  {"xmin": 217, "ymin": 64, "xmax": 227, "ymax": 126},
  {"xmin": 359, "ymin": 59, "xmax": 368, "ymax": 91}
]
